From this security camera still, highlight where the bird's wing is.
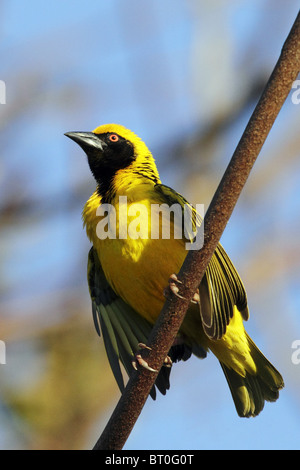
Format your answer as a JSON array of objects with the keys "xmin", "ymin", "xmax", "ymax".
[
  {"xmin": 200, "ymin": 243, "xmax": 249, "ymax": 339},
  {"xmin": 155, "ymin": 183, "xmax": 249, "ymax": 340},
  {"xmin": 87, "ymin": 247, "xmax": 187, "ymax": 399},
  {"xmin": 154, "ymin": 183, "xmax": 201, "ymax": 244}
]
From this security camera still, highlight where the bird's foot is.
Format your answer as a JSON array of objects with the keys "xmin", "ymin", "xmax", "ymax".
[
  {"xmin": 132, "ymin": 343, "xmax": 157, "ymax": 373},
  {"xmin": 163, "ymin": 355, "xmax": 173, "ymax": 368},
  {"xmin": 132, "ymin": 343, "xmax": 172, "ymax": 372},
  {"xmin": 164, "ymin": 273, "xmax": 200, "ymax": 304}
]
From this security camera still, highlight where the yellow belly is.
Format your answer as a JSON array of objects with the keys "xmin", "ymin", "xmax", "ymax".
[
  {"xmin": 84, "ymin": 190, "xmax": 258, "ymax": 376},
  {"xmin": 97, "ymin": 232, "xmax": 186, "ymax": 323},
  {"xmin": 97, "ymin": 225, "xmax": 257, "ymax": 375}
]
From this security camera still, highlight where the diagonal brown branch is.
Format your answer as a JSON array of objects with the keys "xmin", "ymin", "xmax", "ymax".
[{"xmin": 93, "ymin": 11, "xmax": 300, "ymax": 451}]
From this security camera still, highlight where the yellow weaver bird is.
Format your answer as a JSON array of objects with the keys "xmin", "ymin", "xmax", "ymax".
[{"xmin": 65, "ymin": 123, "xmax": 284, "ymax": 417}]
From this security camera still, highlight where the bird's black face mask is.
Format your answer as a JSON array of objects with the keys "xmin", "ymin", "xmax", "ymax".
[{"xmin": 65, "ymin": 131, "xmax": 135, "ymax": 199}]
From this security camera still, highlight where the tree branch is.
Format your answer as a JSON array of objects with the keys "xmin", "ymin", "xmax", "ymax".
[{"xmin": 93, "ymin": 11, "xmax": 300, "ymax": 451}]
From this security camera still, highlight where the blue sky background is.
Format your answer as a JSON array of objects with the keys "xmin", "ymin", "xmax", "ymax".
[{"xmin": 0, "ymin": 0, "xmax": 299, "ymax": 450}]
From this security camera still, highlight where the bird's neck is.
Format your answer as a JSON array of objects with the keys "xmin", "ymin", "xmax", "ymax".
[
  {"xmin": 96, "ymin": 160, "xmax": 160, "ymax": 203},
  {"xmin": 82, "ymin": 170, "xmax": 160, "ymax": 245}
]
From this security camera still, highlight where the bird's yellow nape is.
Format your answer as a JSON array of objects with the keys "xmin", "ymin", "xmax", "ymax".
[{"xmin": 92, "ymin": 123, "xmax": 160, "ymax": 183}]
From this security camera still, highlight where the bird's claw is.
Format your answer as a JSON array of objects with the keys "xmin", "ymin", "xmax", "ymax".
[
  {"xmin": 132, "ymin": 343, "xmax": 158, "ymax": 373},
  {"xmin": 163, "ymin": 355, "xmax": 173, "ymax": 368},
  {"xmin": 164, "ymin": 273, "xmax": 200, "ymax": 304},
  {"xmin": 164, "ymin": 273, "xmax": 185, "ymax": 299},
  {"xmin": 190, "ymin": 290, "xmax": 200, "ymax": 304},
  {"xmin": 132, "ymin": 343, "xmax": 173, "ymax": 372}
]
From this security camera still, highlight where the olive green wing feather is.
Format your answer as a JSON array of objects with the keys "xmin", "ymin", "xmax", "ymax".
[
  {"xmin": 155, "ymin": 183, "xmax": 249, "ymax": 340},
  {"xmin": 154, "ymin": 183, "xmax": 201, "ymax": 244},
  {"xmin": 87, "ymin": 247, "xmax": 176, "ymax": 399},
  {"xmin": 200, "ymin": 243, "xmax": 249, "ymax": 339}
]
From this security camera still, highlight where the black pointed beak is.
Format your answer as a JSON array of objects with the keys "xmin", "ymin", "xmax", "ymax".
[{"xmin": 64, "ymin": 131, "xmax": 107, "ymax": 153}]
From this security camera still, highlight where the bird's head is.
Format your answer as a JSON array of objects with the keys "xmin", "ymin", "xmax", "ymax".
[{"xmin": 65, "ymin": 124, "xmax": 160, "ymax": 199}]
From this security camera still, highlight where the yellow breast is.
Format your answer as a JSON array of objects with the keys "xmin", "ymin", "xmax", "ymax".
[{"xmin": 83, "ymin": 186, "xmax": 186, "ymax": 323}]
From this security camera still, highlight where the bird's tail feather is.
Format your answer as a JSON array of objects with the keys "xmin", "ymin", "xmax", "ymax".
[{"xmin": 220, "ymin": 334, "xmax": 284, "ymax": 417}]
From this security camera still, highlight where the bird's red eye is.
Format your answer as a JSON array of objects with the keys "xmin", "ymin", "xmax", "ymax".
[{"xmin": 109, "ymin": 134, "xmax": 119, "ymax": 142}]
